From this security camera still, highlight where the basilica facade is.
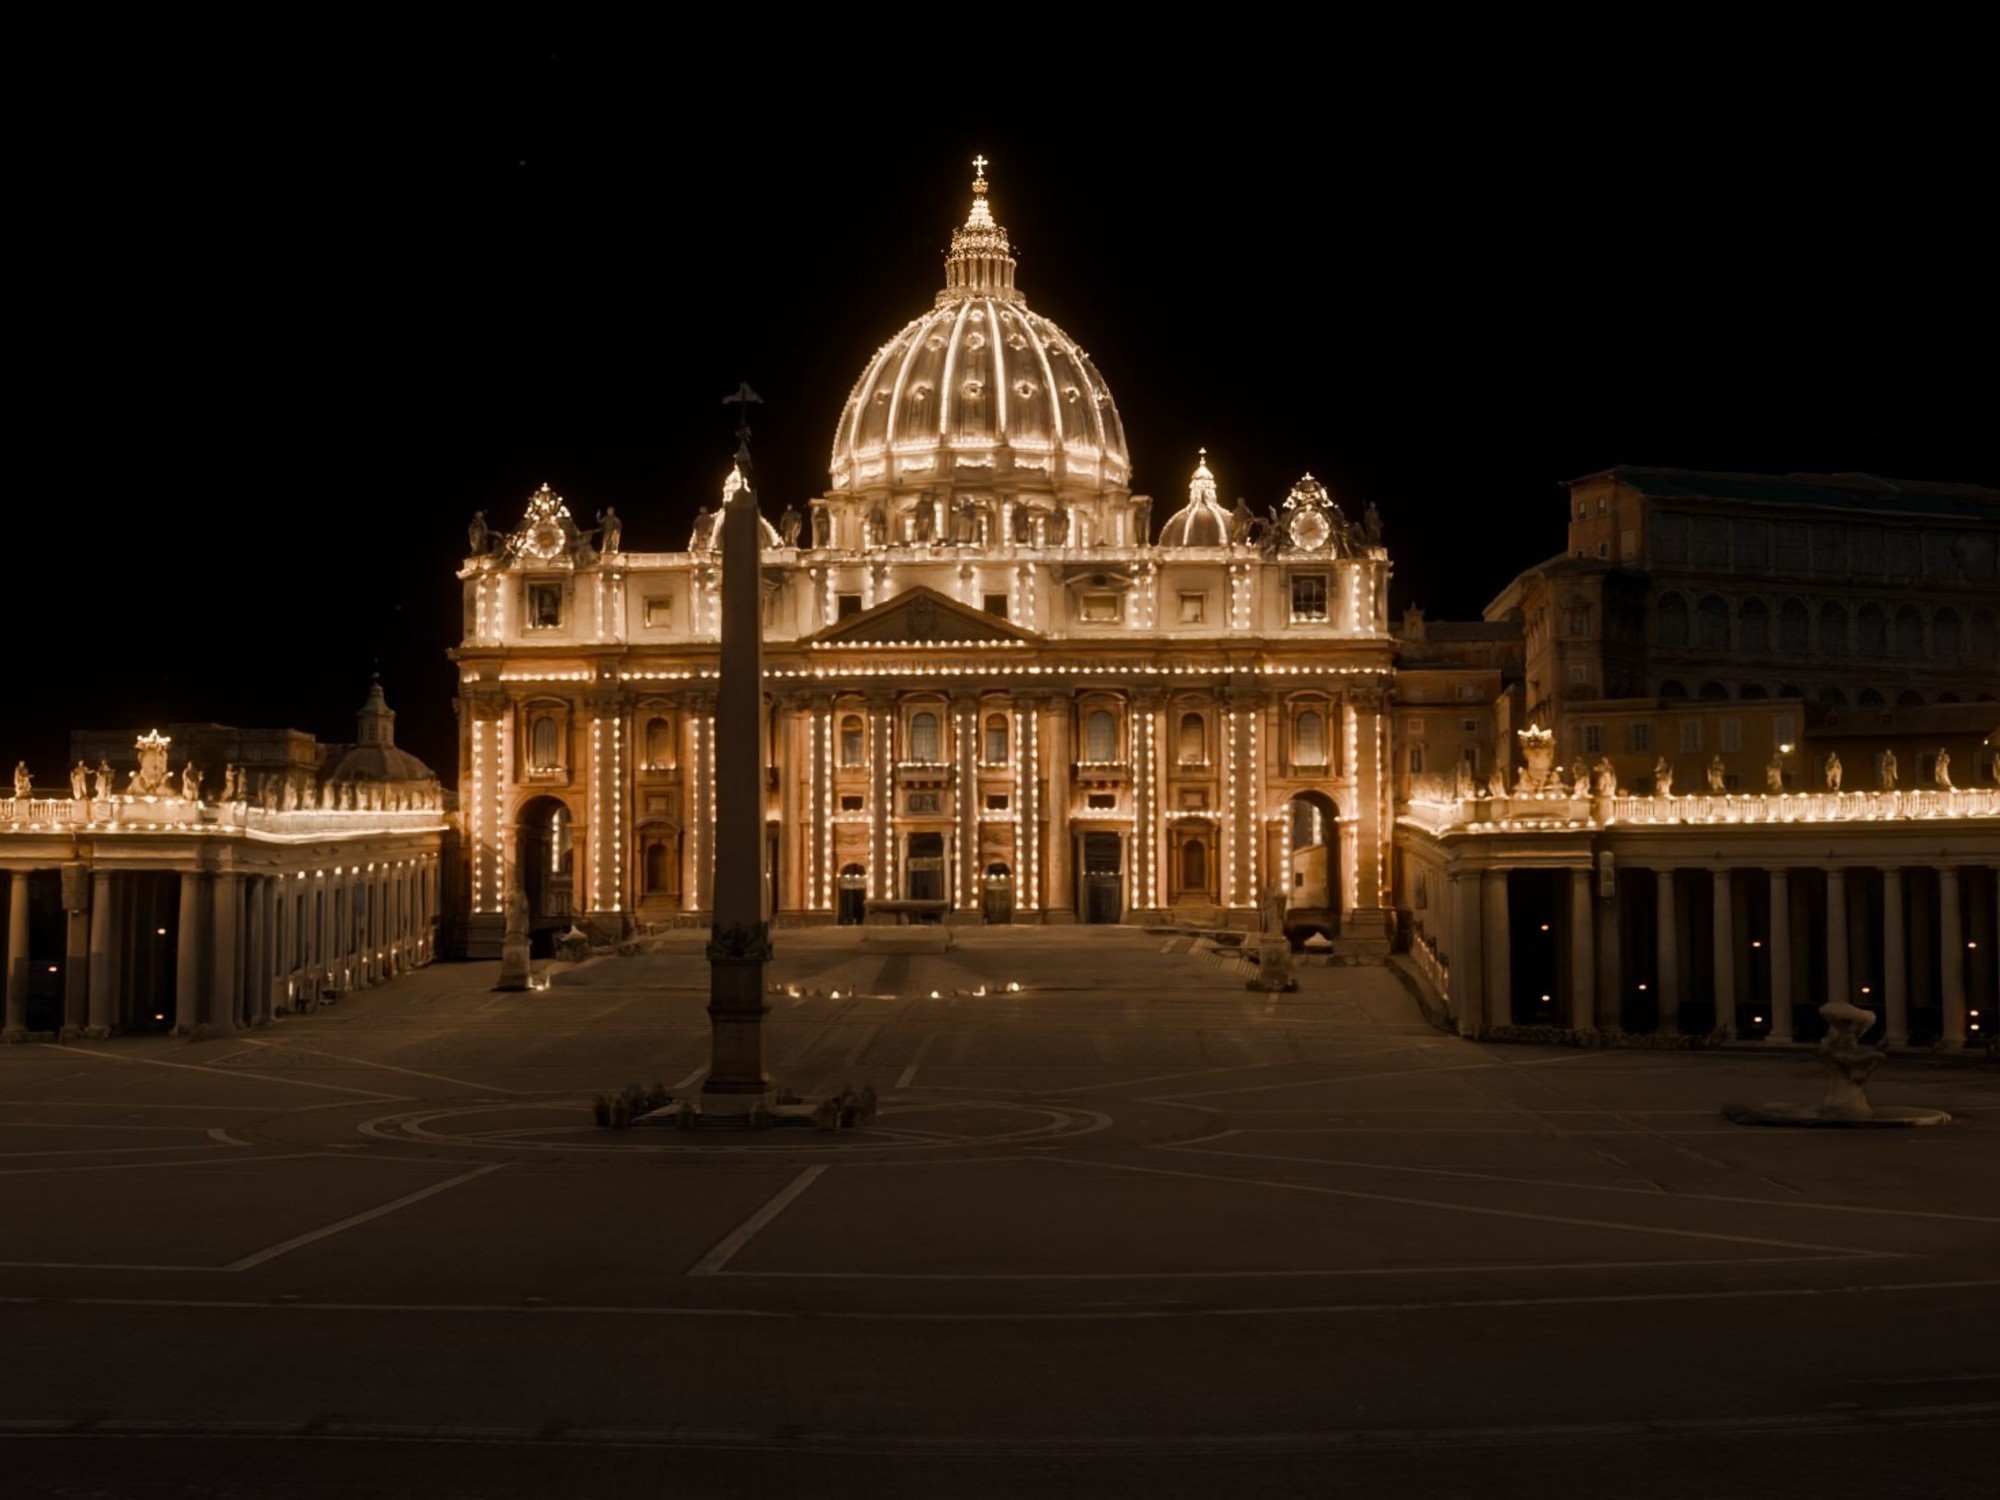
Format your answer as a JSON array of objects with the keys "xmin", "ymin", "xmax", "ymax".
[{"xmin": 453, "ymin": 169, "xmax": 1396, "ymax": 955}]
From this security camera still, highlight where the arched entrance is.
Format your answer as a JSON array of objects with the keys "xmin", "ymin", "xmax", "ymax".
[
  {"xmin": 1282, "ymin": 790, "xmax": 1341, "ymax": 937},
  {"xmin": 837, "ymin": 864, "xmax": 866, "ymax": 925},
  {"xmin": 515, "ymin": 795, "xmax": 575, "ymax": 954},
  {"xmin": 905, "ymin": 833, "xmax": 944, "ymax": 902},
  {"xmin": 982, "ymin": 863, "xmax": 1014, "ymax": 925}
]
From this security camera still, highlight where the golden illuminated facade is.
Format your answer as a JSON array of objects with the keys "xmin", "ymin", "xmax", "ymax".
[{"xmin": 453, "ymin": 168, "xmax": 1398, "ymax": 955}]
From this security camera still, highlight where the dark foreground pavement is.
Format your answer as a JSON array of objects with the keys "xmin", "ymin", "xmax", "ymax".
[{"xmin": 3, "ymin": 927, "xmax": 1995, "ymax": 1497}]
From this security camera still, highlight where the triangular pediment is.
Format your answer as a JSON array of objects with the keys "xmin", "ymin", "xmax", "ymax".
[{"xmin": 810, "ymin": 586, "xmax": 1041, "ymax": 646}]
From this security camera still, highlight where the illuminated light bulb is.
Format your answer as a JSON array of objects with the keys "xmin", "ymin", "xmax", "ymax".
[{"xmin": 1007, "ymin": 981, "xmax": 1021, "ymax": 992}]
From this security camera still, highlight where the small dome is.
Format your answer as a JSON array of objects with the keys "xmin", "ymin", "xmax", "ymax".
[
  {"xmin": 828, "ymin": 164, "xmax": 1129, "ymax": 504},
  {"xmin": 324, "ymin": 681, "xmax": 438, "ymax": 784},
  {"xmin": 1157, "ymin": 451, "xmax": 1234, "ymax": 548}
]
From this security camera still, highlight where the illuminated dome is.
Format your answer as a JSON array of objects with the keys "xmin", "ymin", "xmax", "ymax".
[
  {"xmin": 1158, "ymin": 451, "xmax": 1234, "ymax": 547},
  {"xmin": 829, "ymin": 165, "xmax": 1129, "ymax": 503}
]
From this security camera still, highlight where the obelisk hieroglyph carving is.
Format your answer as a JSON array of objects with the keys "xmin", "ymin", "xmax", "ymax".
[{"xmin": 704, "ymin": 387, "xmax": 772, "ymax": 1114}]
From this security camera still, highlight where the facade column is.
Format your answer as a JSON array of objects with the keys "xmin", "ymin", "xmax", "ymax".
[
  {"xmin": 210, "ymin": 872, "xmax": 241, "ymax": 1030},
  {"xmin": 869, "ymin": 695, "xmax": 894, "ymax": 903},
  {"xmin": 1352, "ymin": 688, "xmax": 1387, "ymax": 929},
  {"xmin": 1568, "ymin": 866, "xmax": 1594, "ymax": 1032},
  {"xmin": 692, "ymin": 697, "xmax": 716, "ymax": 912},
  {"xmin": 86, "ymin": 869, "xmax": 116, "ymax": 1038},
  {"xmin": 1767, "ymin": 868, "xmax": 1794, "ymax": 1042},
  {"xmin": 1825, "ymin": 866, "xmax": 1850, "ymax": 1006},
  {"xmin": 1939, "ymin": 865, "xmax": 1966, "ymax": 1047},
  {"xmin": 1882, "ymin": 866, "xmax": 1907, "ymax": 1047},
  {"xmin": 1654, "ymin": 867, "xmax": 1679, "ymax": 1034},
  {"xmin": 1043, "ymin": 697, "xmax": 1073, "ymax": 920},
  {"xmin": 175, "ymin": 871, "xmax": 204, "ymax": 1035},
  {"xmin": 5, "ymin": 869, "xmax": 30, "ymax": 1039},
  {"xmin": 1711, "ymin": 867, "xmax": 1736, "ymax": 1037},
  {"xmin": 1013, "ymin": 698, "xmax": 1038, "ymax": 916},
  {"xmin": 954, "ymin": 696, "xmax": 980, "ymax": 919},
  {"xmin": 1482, "ymin": 868, "xmax": 1511, "ymax": 1031}
]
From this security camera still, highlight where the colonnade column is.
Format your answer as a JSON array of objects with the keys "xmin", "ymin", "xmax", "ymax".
[
  {"xmin": 1594, "ymin": 855, "xmax": 1621, "ymax": 1034},
  {"xmin": 1767, "ymin": 869, "xmax": 1793, "ymax": 1043},
  {"xmin": 1654, "ymin": 868, "xmax": 1679, "ymax": 1034},
  {"xmin": 1568, "ymin": 867, "xmax": 1594, "ymax": 1031},
  {"xmin": 61, "ymin": 863, "xmax": 88, "ymax": 1039},
  {"xmin": 252, "ymin": 876, "xmax": 274, "ymax": 1023},
  {"xmin": 1450, "ymin": 870, "xmax": 1483, "ymax": 1037},
  {"xmin": 1825, "ymin": 867, "xmax": 1849, "ymax": 1006},
  {"xmin": 175, "ymin": 871, "xmax": 203, "ymax": 1035},
  {"xmin": 1482, "ymin": 869, "xmax": 1510, "ymax": 1031},
  {"xmin": 1882, "ymin": 866, "xmax": 1907, "ymax": 1047},
  {"xmin": 211, "ymin": 872, "xmax": 241, "ymax": 1030},
  {"xmin": 1939, "ymin": 866, "xmax": 1965, "ymax": 1047},
  {"xmin": 86, "ymin": 869, "xmax": 115, "ymax": 1038},
  {"xmin": 4, "ymin": 869, "xmax": 29, "ymax": 1039},
  {"xmin": 1711, "ymin": 868, "xmax": 1735, "ymax": 1037}
]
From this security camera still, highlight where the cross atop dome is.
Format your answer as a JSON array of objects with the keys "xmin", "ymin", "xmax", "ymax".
[
  {"xmin": 1189, "ymin": 448, "xmax": 1218, "ymax": 507},
  {"xmin": 941, "ymin": 154, "xmax": 1016, "ymax": 304}
]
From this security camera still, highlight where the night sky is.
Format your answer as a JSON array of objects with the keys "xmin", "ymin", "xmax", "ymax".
[{"xmin": 20, "ymin": 41, "xmax": 1993, "ymax": 783}]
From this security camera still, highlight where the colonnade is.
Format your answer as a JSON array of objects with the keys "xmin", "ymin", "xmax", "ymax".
[{"xmin": 1, "ymin": 853, "xmax": 441, "ymax": 1040}]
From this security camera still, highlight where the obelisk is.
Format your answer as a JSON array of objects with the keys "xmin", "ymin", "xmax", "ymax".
[{"xmin": 702, "ymin": 387, "xmax": 772, "ymax": 1114}]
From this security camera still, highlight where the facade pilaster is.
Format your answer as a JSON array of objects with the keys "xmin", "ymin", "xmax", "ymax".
[
  {"xmin": 870, "ymin": 694, "xmax": 895, "ymax": 902},
  {"xmin": 954, "ymin": 695, "xmax": 980, "ymax": 918},
  {"xmin": 1351, "ymin": 687, "xmax": 1388, "ymax": 922},
  {"xmin": 1043, "ymin": 696, "xmax": 1073, "ymax": 920}
]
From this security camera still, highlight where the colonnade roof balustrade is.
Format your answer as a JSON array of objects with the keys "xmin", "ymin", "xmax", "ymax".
[
  {"xmin": 1399, "ymin": 784, "xmax": 2000, "ymax": 837},
  {"xmin": 0, "ymin": 797, "xmax": 447, "ymax": 841}
]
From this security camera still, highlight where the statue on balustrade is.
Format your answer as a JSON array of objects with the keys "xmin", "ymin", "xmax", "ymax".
[
  {"xmin": 1653, "ymin": 756, "xmax": 1673, "ymax": 798},
  {"xmin": 1707, "ymin": 753, "xmax": 1726, "ymax": 792},
  {"xmin": 1824, "ymin": 751, "xmax": 1842, "ymax": 792},
  {"xmin": 778, "ymin": 504, "xmax": 801, "ymax": 548},
  {"xmin": 93, "ymin": 761, "xmax": 113, "ymax": 800},
  {"xmin": 1592, "ymin": 756, "xmax": 1617, "ymax": 796},
  {"xmin": 1766, "ymin": 754, "xmax": 1785, "ymax": 793},
  {"xmin": 180, "ymin": 763, "xmax": 202, "ymax": 803},
  {"xmin": 1880, "ymin": 748, "xmax": 1898, "ymax": 791},
  {"xmin": 13, "ymin": 761, "xmax": 32, "ymax": 800},
  {"xmin": 71, "ymin": 761, "xmax": 89, "ymax": 799},
  {"xmin": 467, "ymin": 510, "xmax": 491, "ymax": 557},
  {"xmin": 596, "ymin": 507, "xmax": 622, "ymax": 553},
  {"xmin": 1935, "ymin": 748, "xmax": 1953, "ymax": 790}
]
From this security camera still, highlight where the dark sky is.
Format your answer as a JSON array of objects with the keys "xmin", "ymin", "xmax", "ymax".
[{"xmin": 18, "ymin": 40, "xmax": 1993, "ymax": 781}]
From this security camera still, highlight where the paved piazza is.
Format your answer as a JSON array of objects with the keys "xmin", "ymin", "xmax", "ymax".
[{"xmin": 3, "ymin": 928, "xmax": 1996, "ymax": 1498}]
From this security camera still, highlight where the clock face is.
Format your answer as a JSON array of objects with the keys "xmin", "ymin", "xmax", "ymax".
[
  {"xmin": 527, "ymin": 522, "xmax": 565, "ymax": 559},
  {"xmin": 1288, "ymin": 507, "xmax": 1331, "ymax": 550}
]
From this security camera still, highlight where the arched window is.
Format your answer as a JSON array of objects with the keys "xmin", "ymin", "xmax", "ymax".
[
  {"xmin": 1817, "ymin": 685, "xmax": 1848, "ymax": 707},
  {"xmin": 1696, "ymin": 595, "xmax": 1729, "ymax": 650},
  {"xmin": 1658, "ymin": 679, "xmax": 1688, "ymax": 699},
  {"xmin": 1857, "ymin": 603, "xmax": 1887, "ymax": 654},
  {"xmin": 1698, "ymin": 681, "xmax": 1730, "ymax": 701},
  {"xmin": 909, "ymin": 712, "xmax": 940, "ymax": 764},
  {"xmin": 840, "ymin": 714, "xmax": 864, "ymax": 767},
  {"xmin": 1657, "ymin": 593, "xmax": 1688, "ymax": 648},
  {"xmin": 644, "ymin": 717, "xmax": 672, "ymax": 770},
  {"xmin": 1778, "ymin": 599, "xmax": 1810, "ymax": 652},
  {"xmin": 1858, "ymin": 687, "xmax": 1886, "ymax": 706},
  {"xmin": 1818, "ymin": 601, "xmax": 1848, "ymax": 654},
  {"xmin": 984, "ymin": 714, "xmax": 1008, "ymax": 765},
  {"xmin": 1084, "ymin": 709, "xmax": 1118, "ymax": 762},
  {"xmin": 1738, "ymin": 597, "xmax": 1769, "ymax": 652},
  {"xmin": 1934, "ymin": 608, "xmax": 1961, "ymax": 657},
  {"xmin": 530, "ymin": 715, "xmax": 560, "ymax": 770},
  {"xmin": 1294, "ymin": 710, "xmax": 1326, "ymax": 766},
  {"xmin": 1971, "ymin": 610, "xmax": 1998, "ymax": 660},
  {"xmin": 1181, "ymin": 840, "xmax": 1207, "ymax": 890},
  {"xmin": 1892, "ymin": 605, "xmax": 1924, "ymax": 657},
  {"xmin": 1178, "ymin": 712, "xmax": 1205, "ymax": 764},
  {"xmin": 1739, "ymin": 683, "xmax": 1769, "ymax": 699}
]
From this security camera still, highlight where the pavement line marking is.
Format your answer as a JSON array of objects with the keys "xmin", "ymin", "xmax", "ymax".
[
  {"xmin": 687, "ymin": 1165, "xmax": 830, "ymax": 1277},
  {"xmin": 222, "ymin": 1162, "xmax": 509, "ymax": 1272},
  {"xmin": 672, "ymin": 1066, "xmax": 708, "ymax": 1091},
  {"xmin": 239, "ymin": 1039, "xmax": 515, "ymax": 1095},
  {"xmin": 0, "ymin": 1143, "xmax": 236, "ymax": 1160},
  {"xmin": 714, "ymin": 1252, "xmax": 1861, "ymax": 1281},
  {"xmin": 9, "ymin": 1278, "xmax": 1995, "ymax": 1324},
  {"xmin": 38, "ymin": 1044, "xmax": 407, "ymax": 1101},
  {"xmin": 0, "ymin": 1151, "xmax": 332, "ymax": 1180},
  {"xmin": 1152, "ymin": 1050, "xmax": 1616, "ymax": 1101},
  {"xmin": 1159, "ymin": 1143, "xmax": 2000, "ymax": 1227},
  {"xmin": 0, "ymin": 1121, "xmax": 225, "ymax": 1133},
  {"xmin": 1047, "ymin": 1156, "xmax": 1892, "ymax": 1258},
  {"xmin": 842, "ymin": 1025, "xmax": 882, "ymax": 1067},
  {"xmin": 895, "ymin": 1033, "xmax": 938, "ymax": 1090}
]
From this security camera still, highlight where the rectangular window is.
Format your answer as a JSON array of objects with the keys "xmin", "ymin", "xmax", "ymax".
[
  {"xmin": 1627, "ymin": 723, "xmax": 1652, "ymax": 752},
  {"xmin": 1568, "ymin": 665, "xmax": 1587, "ymax": 684},
  {"xmin": 1086, "ymin": 793, "xmax": 1116, "ymax": 810},
  {"xmin": 1408, "ymin": 747, "xmax": 1424, "ymax": 773},
  {"xmin": 984, "ymin": 593, "xmax": 1009, "ymax": 618},
  {"xmin": 1082, "ymin": 592, "xmax": 1122, "ymax": 623},
  {"xmin": 1405, "ymin": 716, "xmax": 1426, "ymax": 737},
  {"xmin": 527, "ymin": 583, "xmax": 563, "ymax": 629},
  {"xmin": 1581, "ymin": 724, "xmax": 1603, "ymax": 754},
  {"xmin": 1679, "ymin": 719, "xmax": 1702, "ymax": 751},
  {"xmin": 1772, "ymin": 714, "xmax": 1795, "ymax": 747},
  {"xmin": 984, "ymin": 794, "xmax": 1009, "ymax": 811},
  {"xmin": 1567, "ymin": 608, "xmax": 1590, "ymax": 637},
  {"xmin": 839, "ymin": 795, "xmax": 863, "ymax": 812},
  {"xmin": 1460, "ymin": 718, "xmax": 1479, "ymax": 733},
  {"xmin": 837, "ymin": 593, "xmax": 863, "ymax": 619},
  {"xmin": 1178, "ymin": 591, "xmax": 1206, "ymax": 624},
  {"xmin": 906, "ymin": 792, "xmax": 941, "ymax": 814},
  {"xmin": 643, "ymin": 596, "xmax": 673, "ymax": 629},
  {"xmin": 1456, "ymin": 684, "xmax": 1480, "ymax": 700},
  {"xmin": 1178, "ymin": 788, "xmax": 1210, "ymax": 810},
  {"xmin": 1720, "ymin": 718, "xmax": 1742, "ymax": 751},
  {"xmin": 1289, "ymin": 575, "xmax": 1328, "ymax": 621}
]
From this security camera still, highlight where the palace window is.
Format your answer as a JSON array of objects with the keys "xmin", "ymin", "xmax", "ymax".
[
  {"xmin": 839, "ymin": 715, "xmax": 864, "ymax": 768},
  {"xmin": 644, "ymin": 717, "xmax": 673, "ymax": 769},
  {"xmin": 1408, "ymin": 746, "xmax": 1424, "ymax": 773},
  {"xmin": 1084, "ymin": 709, "xmax": 1118, "ymax": 762},
  {"xmin": 1086, "ymin": 793, "xmax": 1116, "ymax": 809},
  {"xmin": 1082, "ymin": 592, "xmax": 1122, "ymax": 623},
  {"xmin": 1181, "ymin": 841, "xmax": 1207, "ymax": 889},
  {"xmin": 910, "ymin": 712, "xmax": 941, "ymax": 764},
  {"xmin": 1679, "ymin": 719, "xmax": 1702, "ymax": 751},
  {"xmin": 1627, "ymin": 723, "xmax": 1651, "ymax": 752},
  {"xmin": 643, "ymin": 596, "xmax": 674, "ymax": 629},
  {"xmin": 906, "ymin": 792, "xmax": 941, "ymax": 814},
  {"xmin": 837, "ymin": 593, "xmax": 863, "ymax": 619},
  {"xmin": 1290, "ymin": 574, "xmax": 1328, "ymax": 621},
  {"xmin": 984, "ymin": 715, "xmax": 1008, "ymax": 765},
  {"xmin": 1580, "ymin": 724, "xmax": 1603, "ymax": 754},
  {"xmin": 839, "ymin": 795, "xmax": 863, "ymax": 811},
  {"xmin": 528, "ymin": 584, "xmax": 563, "ymax": 629},
  {"xmin": 529, "ymin": 715, "xmax": 561, "ymax": 771},
  {"xmin": 1294, "ymin": 709, "xmax": 1326, "ymax": 766},
  {"xmin": 985, "ymin": 794, "xmax": 1009, "ymax": 811},
  {"xmin": 984, "ymin": 593, "xmax": 1009, "ymax": 618},
  {"xmin": 1720, "ymin": 718, "xmax": 1742, "ymax": 751},
  {"xmin": 1179, "ymin": 591, "xmax": 1206, "ymax": 624}
]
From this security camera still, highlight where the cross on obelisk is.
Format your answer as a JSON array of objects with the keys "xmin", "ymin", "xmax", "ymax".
[{"xmin": 703, "ymin": 383, "xmax": 772, "ymax": 1116}]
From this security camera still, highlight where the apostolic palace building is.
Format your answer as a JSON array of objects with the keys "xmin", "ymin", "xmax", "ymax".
[{"xmin": 5, "ymin": 164, "xmax": 1997, "ymax": 1052}]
